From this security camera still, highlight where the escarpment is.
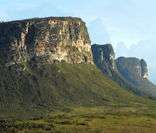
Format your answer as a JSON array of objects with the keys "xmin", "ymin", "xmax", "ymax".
[
  {"xmin": 91, "ymin": 44, "xmax": 117, "ymax": 77},
  {"xmin": 116, "ymin": 57, "xmax": 149, "ymax": 83},
  {"xmin": 92, "ymin": 44, "xmax": 156, "ymax": 99},
  {"xmin": 92, "ymin": 44, "xmax": 137, "ymax": 90},
  {"xmin": 0, "ymin": 16, "xmax": 156, "ymax": 119},
  {"xmin": 0, "ymin": 17, "xmax": 93, "ymax": 66},
  {"xmin": 0, "ymin": 17, "xmax": 97, "ymax": 117},
  {"xmin": 1, "ymin": 17, "xmax": 146, "ymax": 118}
]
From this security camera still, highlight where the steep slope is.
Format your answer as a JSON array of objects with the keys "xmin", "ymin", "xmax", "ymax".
[
  {"xmin": 116, "ymin": 57, "xmax": 148, "ymax": 84},
  {"xmin": 116, "ymin": 57, "xmax": 156, "ymax": 99},
  {"xmin": 92, "ymin": 44, "xmax": 156, "ymax": 99},
  {"xmin": 0, "ymin": 17, "xmax": 151, "ymax": 119},
  {"xmin": 91, "ymin": 44, "xmax": 117, "ymax": 77},
  {"xmin": 0, "ymin": 61, "xmax": 148, "ymax": 119},
  {"xmin": 0, "ymin": 17, "xmax": 93, "ymax": 65},
  {"xmin": 91, "ymin": 44, "xmax": 136, "ymax": 90}
]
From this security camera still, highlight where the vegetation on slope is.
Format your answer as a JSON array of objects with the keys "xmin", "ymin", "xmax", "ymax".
[
  {"xmin": 1, "ymin": 58, "xmax": 156, "ymax": 132},
  {"xmin": 0, "ymin": 59, "xmax": 155, "ymax": 118}
]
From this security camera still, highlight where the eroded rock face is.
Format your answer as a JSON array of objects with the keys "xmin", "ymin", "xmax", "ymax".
[
  {"xmin": 91, "ymin": 44, "xmax": 117, "ymax": 77},
  {"xmin": 141, "ymin": 59, "xmax": 148, "ymax": 79},
  {"xmin": 91, "ymin": 44, "xmax": 150, "ymax": 83},
  {"xmin": 92, "ymin": 44, "xmax": 156, "ymax": 99},
  {"xmin": 0, "ymin": 17, "xmax": 93, "ymax": 66},
  {"xmin": 116, "ymin": 57, "xmax": 149, "ymax": 83}
]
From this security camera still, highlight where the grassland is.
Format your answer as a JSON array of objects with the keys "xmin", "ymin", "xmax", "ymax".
[
  {"xmin": 2, "ymin": 104, "xmax": 156, "ymax": 133},
  {"xmin": 1, "ymin": 63, "xmax": 156, "ymax": 132}
]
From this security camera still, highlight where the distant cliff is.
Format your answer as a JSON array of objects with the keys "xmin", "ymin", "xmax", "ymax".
[
  {"xmin": 91, "ymin": 44, "xmax": 117, "ymax": 77},
  {"xmin": 116, "ymin": 57, "xmax": 148, "ymax": 84},
  {"xmin": 0, "ymin": 17, "xmax": 93, "ymax": 67},
  {"xmin": 92, "ymin": 44, "xmax": 156, "ymax": 99}
]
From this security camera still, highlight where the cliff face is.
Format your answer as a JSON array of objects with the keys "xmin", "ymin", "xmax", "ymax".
[
  {"xmin": 0, "ymin": 17, "xmax": 97, "ymax": 116},
  {"xmin": 115, "ymin": 57, "xmax": 156, "ymax": 98},
  {"xmin": 92, "ymin": 44, "xmax": 150, "ymax": 83},
  {"xmin": 0, "ymin": 17, "xmax": 93, "ymax": 66},
  {"xmin": 91, "ymin": 44, "xmax": 117, "ymax": 77},
  {"xmin": 140, "ymin": 59, "xmax": 148, "ymax": 79},
  {"xmin": 116, "ymin": 57, "xmax": 149, "ymax": 84},
  {"xmin": 0, "ymin": 17, "xmax": 142, "ymax": 118},
  {"xmin": 92, "ymin": 44, "xmax": 156, "ymax": 99},
  {"xmin": 92, "ymin": 44, "xmax": 137, "ymax": 90}
]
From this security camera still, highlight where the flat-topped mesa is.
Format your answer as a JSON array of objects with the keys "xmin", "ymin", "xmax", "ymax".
[
  {"xmin": 91, "ymin": 44, "xmax": 117, "ymax": 77},
  {"xmin": 116, "ymin": 57, "xmax": 149, "ymax": 82},
  {"xmin": 0, "ymin": 17, "xmax": 93, "ymax": 66}
]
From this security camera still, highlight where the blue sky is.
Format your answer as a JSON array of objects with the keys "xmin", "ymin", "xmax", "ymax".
[{"xmin": 0, "ymin": 0, "xmax": 156, "ymax": 82}]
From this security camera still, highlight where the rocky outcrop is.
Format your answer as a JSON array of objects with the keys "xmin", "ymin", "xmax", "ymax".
[
  {"xmin": 0, "ymin": 17, "xmax": 93, "ymax": 66},
  {"xmin": 92, "ymin": 44, "xmax": 156, "ymax": 99},
  {"xmin": 91, "ymin": 44, "xmax": 150, "ymax": 82},
  {"xmin": 141, "ymin": 59, "xmax": 148, "ymax": 79},
  {"xmin": 91, "ymin": 44, "xmax": 133, "ymax": 89},
  {"xmin": 91, "ymin": 44, "xmax": 117, "ymax": 77},
  {"xmin": 116, "ymin": 57, "xmax": 149, "ymax": 84},
  {"xmin": 115, "ymin": 57, "xmax": 156, "ymax": 98},
  {"xmin": 0, "ymin": 18, "xmax": 141, "ymax": 117}
]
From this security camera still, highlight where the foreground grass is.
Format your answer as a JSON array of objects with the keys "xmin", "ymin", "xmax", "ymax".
[{"xmin": 2, "ymin": 105, "xmax": 156, "ymax": 133}]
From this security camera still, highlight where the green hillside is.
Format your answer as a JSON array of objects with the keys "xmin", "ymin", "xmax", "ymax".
[
  {"xmin": 1, "ymin": 61, "xmax": 156, "ymax": 132},
  {"xmin": 0, "ymin": 58, "xmax": 153, "ymax": 116}
]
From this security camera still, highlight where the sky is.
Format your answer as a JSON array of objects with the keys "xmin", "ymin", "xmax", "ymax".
[{"xmin": 0, "ymin": 0, "xmax": 156, "ymax": 83}]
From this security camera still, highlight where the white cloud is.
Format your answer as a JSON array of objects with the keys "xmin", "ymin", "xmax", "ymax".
[
  {"xmin": 88, "ymin": 18, "xmax": 111, "ymax": 44},
  {"xmin": 0, "ymin": 10, "xmax": 9, "ymax": 21}
]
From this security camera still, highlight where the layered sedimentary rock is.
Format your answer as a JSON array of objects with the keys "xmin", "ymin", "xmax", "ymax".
[{"xmin": 0, "ymin": 17, "xmax": 93, "ymax": 66}]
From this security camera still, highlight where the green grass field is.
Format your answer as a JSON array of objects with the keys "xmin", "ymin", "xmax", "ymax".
[{"xmin": 2, "ymin": 104, "xmax": 156, "ymax": 133}]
